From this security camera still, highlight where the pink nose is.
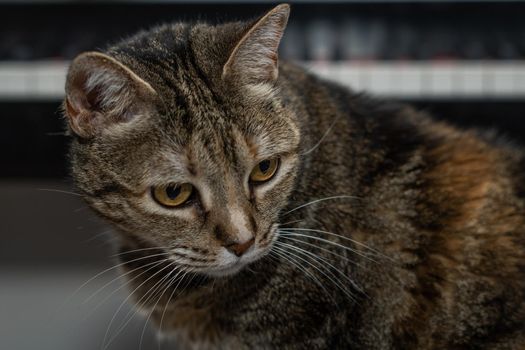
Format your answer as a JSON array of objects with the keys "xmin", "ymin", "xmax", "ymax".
[{"xmin": 224, "ymin": 238, "xmax": 255, "ymax": 257}]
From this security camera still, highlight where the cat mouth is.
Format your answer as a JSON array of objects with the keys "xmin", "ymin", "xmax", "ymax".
[
  {"xmin": 206, "ymin": 249, "xmax": 261, "ymax": 277},
  {"xmin": 205, "ymin": 230, "xmax": 275, "ymax": 278},
  {"xmin": 205, "ymin": 263, "xmax": 246, "ymax": 277},
  {"xmin": 185, "ymin": 225, "xmax": 276, "ymax": 278}
]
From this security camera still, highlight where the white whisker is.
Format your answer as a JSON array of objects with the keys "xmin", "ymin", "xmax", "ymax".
[
  {"xmin": 283, "ymin": 195, "xmax": 360, "ymax": 216},
  {"xmin": 279, "ymin": 219, "xmax": 304, "ymax": 226},
  {"xmin": 80, "ymin": 259, "xmax": 168, "ymax": 323},
  {"xmin": 276, "ymin": 241, "xmax": 365, "ymax": 295},
  {"xmin": 279, "ymin": 235, "xmax": 364, "ymax": 268},
  {"xmin": 273, "ymin": 245, "xmax": 357, "ymax": 302},
  {"xmin": 280, "ymin": 227, "xmax": 393, "ymax": 262},
  {"xmin": 82, "ymin": 229, "xmax": 113, "ymax": 244},
  {"xmin": 111, "ymin": 246, "xmax": 172, "ymax": 258},
  {"xmin": 57, "ymin": 252, "xmax": 170, "ymax": 315},
  {"xmin": 157, "ymin": 269, "xmax": 193, "ymax": 337},
  {"xmin": 84, "ymin": 259, "xmax": 166, "ymax": 305},
  {"xmin": 140, "ymin": 269, "xmax": 194, "ymax": 350},
  {"xmin": 107, "ymin": 264, "xmax": 181, "ymax": 347},
  {"xmin": 278, "ymin": 230, "xmax": 377, "ymax": 263},
  {"xmin": 301, "ymin": 115, "xmax": 339, "ymax": 156},
  {"xmin": 101, "ymin": 261, "xmax": 177, "ymax": 350},
  {"xmin": 37, "ymin": 188, "xmax": 83, "ymax": 197},
  {"xmin": 268, "ymin": 249, "xmax": 336, "ymax": 304}
]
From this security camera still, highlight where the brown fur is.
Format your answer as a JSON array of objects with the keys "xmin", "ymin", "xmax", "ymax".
[{"xmin": 63, "ymin": 4, "xmax": 525, "ymax": 349}]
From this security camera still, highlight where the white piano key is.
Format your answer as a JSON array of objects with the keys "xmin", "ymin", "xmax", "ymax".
[
  {"xmin": 488, "ymin": 64, "xmax": 516, "ymax": 97},
  {"xmin": 2, "ymin": 61, "xmax": 525, "ymax": 100},
  {"xmin": 428, "ymin": 64, "xmax": 455, "ymax": 97},
  {"xmin": 392, "ymin": 64, "xmax": 424, "ymax": 98},
  {"xmin": 419, "ymin": 63, "xmax": 434, "ymax": 98},
  {"xmin": 339, "ymin": 64, "xmax": 361, "ymax": 92},
  {"xmin": 514, "ymin": 67, "xmax": 525, "ymax": 95},
  {"xmin": 367, "ymin": 64, "xmax": 392, "ymax": 96},
  {"xmin": 35, "ymin": 63, "xmax": 67, "ymax": 98},
  {"xmin": 456, "ymin": 63, "xmax": 484, "ymax": 97},
  {"xmin": 0, "ymin": 65, "xmax": 29, "ymax": 97}
]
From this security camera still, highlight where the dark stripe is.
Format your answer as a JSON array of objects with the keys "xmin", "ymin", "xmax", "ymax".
[
  {"xmin": 186, "ymin": 28, "xmax": 226, "ymax": 107},
  {"xmin": 249, "ymin": 215, "xmax": 257, "ymax": 233},
  {"xmin": 171, "ymin": 252, "xmax": 212, "ymax": 263},
  {"xmin": 81, "ymin": 182, "xmax": 122, "ymax": 198}
]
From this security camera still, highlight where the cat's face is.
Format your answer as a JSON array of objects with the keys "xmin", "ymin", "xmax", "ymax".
[{"xmin": 65, "ymin": 5, "xmax": 298, "ymax": 277}]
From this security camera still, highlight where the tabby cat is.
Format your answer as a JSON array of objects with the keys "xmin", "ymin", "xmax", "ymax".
[{"xmin": 63, "ymin": 4, "xmax": 525, "ymax": 349}]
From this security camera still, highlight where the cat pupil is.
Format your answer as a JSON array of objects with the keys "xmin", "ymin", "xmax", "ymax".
[
  {"xmin": 259, "ymin": 160, "xmax": 271, "ymax": 173},
  {"xmin": 166, "ymin": 185, "xmax": 181, "ymax": 199}
]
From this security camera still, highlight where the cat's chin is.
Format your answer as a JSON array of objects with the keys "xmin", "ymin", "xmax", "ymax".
[{"xmin": 204, "ymin": 263, "xmax": 246, "ymax": 278}]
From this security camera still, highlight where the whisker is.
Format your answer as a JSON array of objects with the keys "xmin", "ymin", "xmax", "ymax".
[
  {"xmin": 151, "ymin": 269, "xmax": 198, "ymax": 350},
  {"xmin": 157, "ymin": 269, "xmax": 192, "ymax": 336},
  {"xmin": 80, "ymin": 259, "xmax": 168, "ymax": 323},
  {"xmin": 278, "ymin": 230, "xmax": 378, "ymax": 263},
  {"xmin": 276, "ymin": 241, "xmax": 365, "ymax": 295},
  {"xmin": 140, "ymin": 269, "xmax": 193, "ymax": 350},
  {"xmin": 82, "ymin": 229, "xmax": 113, "ymax": 244},
  {"xmin": 111, "ymin": 247, "xmax": 172, "ymax": 258},
  {"xmin": 84, "ymin": 259, "xmax": 167, "ymax": 305},
  {"xmin": 279, "ymin": 235, "xmax": 364, "ymax": 269},
  {"xmin": 278, "ymin": 219, "xmax": 304, "ymax": 227},
  {"xmin": 103, "ymin": 263, "xmax": 181, "ymax": 350},
  {"xmin": 58, "ymin": 252, "xmax": 170, "ymax": 313},
  {"xmin": 300, "ymin": 115, "xmax": 339, "ymax": 156},
  {"xmin": 115, "ymin": 247, "xmax": 215, "ymax": 264},
  {"xmin": 268, "ymin": 250, "xmax": 336, "ymax": 305},
  {"xmin": 101, "ymin": 261, "xmax": 178, "ymax": 350},
  {"xmin": 280, "ymin": 227, "xmax": 394, "ymax": 262},
  {"xmin": 273, "ymin": 245, "xmax": 357, "ymax": 302},
  {"xmin": 170, "ymin": 250, "xmax": 215, "ymax": 263},
  {"xmin": 37, "ymin": 188, "xmax": 83, "ymax": 197},
  {"xmin": 283, "ymin": 195, "xmax": 361, "ymax": 216}
]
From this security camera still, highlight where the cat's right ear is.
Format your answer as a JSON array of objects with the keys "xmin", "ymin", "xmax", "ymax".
[
  {"xmin": 64, "ymin": 52, "xmax": 157, "ymax": 138},
  {"xmin": 222, "ymin": 4, "xmax": 290, "ymax": 85}
]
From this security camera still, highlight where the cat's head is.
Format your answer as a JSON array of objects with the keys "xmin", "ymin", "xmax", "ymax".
[{"xmin": 64, "ymin": 4, "xmax": 301, "ymax": 277}]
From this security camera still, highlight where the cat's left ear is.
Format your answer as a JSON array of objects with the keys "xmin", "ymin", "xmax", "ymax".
[
  {"xmin": 222, "ymin": 4, "xmax": 290, "ymax": 85},
  {"xmin": 64, "ymin": 52, "xmax": 157, "ymax": 138}
]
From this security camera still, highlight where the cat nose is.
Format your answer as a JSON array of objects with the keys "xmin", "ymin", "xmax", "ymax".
[{"xmin": 224, "ymin": 237, "xmax": 255, "ymax": 257}]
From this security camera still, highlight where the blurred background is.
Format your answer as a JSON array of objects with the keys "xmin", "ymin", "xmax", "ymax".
[{"xmin": 2, "ymin": 0, "xmax": 525, "ymax": 349}]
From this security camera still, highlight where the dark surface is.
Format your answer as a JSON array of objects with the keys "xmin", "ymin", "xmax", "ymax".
[
  {"xmin": 1, "ymin": 2, "xmax": 525, "ymax": 61},
  {"xmin": 1, "ymin": 102, "xmax": 67, "ymax": 178}
]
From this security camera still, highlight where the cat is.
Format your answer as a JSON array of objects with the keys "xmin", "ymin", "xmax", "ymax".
[{"xmin": 63, "ymin": 4, "xmax": 525, "ymax": 349}]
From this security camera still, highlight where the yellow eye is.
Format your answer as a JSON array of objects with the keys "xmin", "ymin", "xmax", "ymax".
[
  {"xmin": 250, "ymin": 158, "xmax": 279, "ymax": 183},
  {"xmin": 152, "ymin": 183, "xmax": 193, "ymax": 208}
]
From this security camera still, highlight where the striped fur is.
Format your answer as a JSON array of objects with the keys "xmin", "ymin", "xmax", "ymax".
[{"xmin": 64, "ymin": 4, "xmax": 525, "ymax": 349}]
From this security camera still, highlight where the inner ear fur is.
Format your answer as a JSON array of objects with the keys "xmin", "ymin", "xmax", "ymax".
[
  {"xmin": 64, "ymin": 51, "xmax": 156, "ymax": 138},
  {"xmin": 222, "ymin": 4, "xmax": 290, "ymax": 85}
]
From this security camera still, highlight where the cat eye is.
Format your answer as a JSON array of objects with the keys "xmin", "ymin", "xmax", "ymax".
[
  {"xmin": 250, "ymin": 158, "xmax": 279, "ymax": 183},
  {"xmin": 151, "ymin": 183, "xmax": 193, "ymax": 208}
]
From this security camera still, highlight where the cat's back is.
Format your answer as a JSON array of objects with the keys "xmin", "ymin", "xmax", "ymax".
[
  {"xmin": 399, "ymin": 120, "xmax": 525, "ymax": 349},
  {"xmin": 281, "ymin": 62, "xmax": 525, "ymax": 348}
]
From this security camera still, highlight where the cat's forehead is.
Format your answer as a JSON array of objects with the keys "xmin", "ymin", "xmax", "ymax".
[
  {"xmin": 103, "ymin": 20, "xmax": 300, "ymax": 178},
  {"xmin": 108, "ymin": 22, "xmax": 242, "ymax": 95},
  {"xmin": 159, "ymin": 112, "xmax": 290, "ymax": 169}
]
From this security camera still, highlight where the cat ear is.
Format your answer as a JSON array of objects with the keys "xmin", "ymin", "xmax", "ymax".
[
  {"xmin": 222, "ymin": 4, "xmax": 290, "ymax": 84},
  {"xmin": 64, "ymin": 51, "xmax": 156, "ymax": 138}
]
